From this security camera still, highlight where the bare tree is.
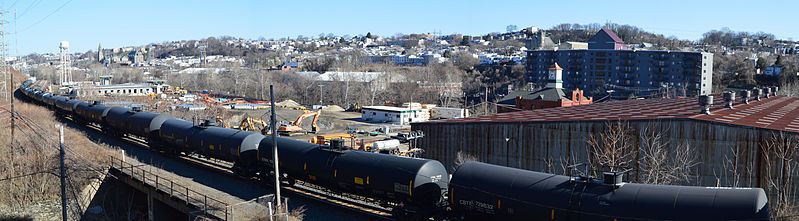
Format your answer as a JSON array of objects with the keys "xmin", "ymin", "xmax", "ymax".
[
  {"xmin": 762, "ymin": 132, "xmax": 799, "ymax": 220},
  {"xmin": 453, "ymin": 151, "xmax": 478, "ymax": 171},
  {"xmin": 638, "ymin": 126, "xmax": 698, "ymax": 185},
  {"xmin": 587, "ymin": 121, "xmax": 636, "ymax": 173}
]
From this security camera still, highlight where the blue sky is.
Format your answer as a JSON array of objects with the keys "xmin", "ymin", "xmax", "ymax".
[{"xmin": 3, "ymin": 0, "xmax": 797, "ymax": 55}]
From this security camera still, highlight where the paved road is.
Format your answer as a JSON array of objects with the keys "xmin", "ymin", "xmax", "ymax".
[{"xmin": 61, "ymin": 119, "xmax": 383, "ymax": 221}]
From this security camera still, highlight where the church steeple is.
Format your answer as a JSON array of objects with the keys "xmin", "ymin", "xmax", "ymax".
[{"xmin": 97, "ymin": 43, "xmax": 104, "ymax": 63}]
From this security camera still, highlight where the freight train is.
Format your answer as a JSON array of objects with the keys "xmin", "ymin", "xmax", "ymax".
[{"xmin": 18, "ymin": 80, "xmax": 770, "ymax": 220}]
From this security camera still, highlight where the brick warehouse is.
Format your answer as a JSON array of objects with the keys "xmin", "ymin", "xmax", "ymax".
[{"xmin": 412, "ymin": 88, "xmax": 797, "ymax": 190}]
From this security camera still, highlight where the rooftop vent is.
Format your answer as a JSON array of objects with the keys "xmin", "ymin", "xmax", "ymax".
[
  {"xmin": 741, "ymin": 90, "xmax": 751, "ymax": 104},
  {"xmin": 753, "ymin": 88, "xmax": 762, "ymax": 101},
  {"xmin": 765, "ymin": 87, "xmax": 772, "ymax": 98},
  {"xmin": 723, "ymin": 91, "xmax": 736, "ymax": 109},
  {"xmin": 698, "ymin": 95, "xmax": 713, "ymax": 115},
  {"xmin": 773, "ymin": 86, "xmax": 780, "ymax": 96}
]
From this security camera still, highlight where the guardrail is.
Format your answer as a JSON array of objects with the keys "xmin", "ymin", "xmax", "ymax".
[{"xmin": 110, "ymin": 156, "xmax": 229, "ymax": 220}]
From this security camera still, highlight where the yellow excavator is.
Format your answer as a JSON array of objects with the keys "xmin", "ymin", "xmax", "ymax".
[
  {"xmin": 215, "ymin": 115, "xmax": 231, "ymax": 128},
  {"xmin": 239, "ymin": 116, "xmax": 270, "ymax": 135},
  {"xmin": 278, "ymin": 110, "xmax": 321, "ymax": 136}
]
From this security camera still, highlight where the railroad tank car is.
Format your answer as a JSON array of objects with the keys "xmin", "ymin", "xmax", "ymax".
[
  {"xmin": 258, "ymin": 137, "xmax": 449, "ymax": 214},
  {"xmin": 28, "ymin": 89, "xmax": 39, "ymax": 102},
  {"xmin": 21, "ymin": 87, "xmax": 32, "ymax": 97},
  {"xmin": 158, "ymin": 118, "xmax": 200, "ymax": 153},
  {"xmin": 103, "ymin": 106, "xmax": 133, "ymax": 135},
  {"xmin": 124, "ymin": 111, "xmax": 174, "ymax": 138},
  {"xmin": 105, "ymin": 107, "xmax": 174, "ymax": 137},
  {"xmin": 186, "ymin": 121, "xmax": 265, "ymax": 175},
  {"xmin": 21, "ymin": 88, "xmax": 33, "ymax": 100},
  {"xmin": 449, "ymin": 161, "xmax": 770, "ymax": 221},
  {"xmin": 41, "ymin": 93, "xmax": 55, "ymax": 106},
  {"xmin": 37, "ymin": 92, "xmax": 47, "ymax": 105},
  {"xmin": 74, "ymin": 101, "xmax": 112, "ymax": 125},
  {"xmin": 54, "ymin": 97, "xmax": 83, "ymax": 115}
]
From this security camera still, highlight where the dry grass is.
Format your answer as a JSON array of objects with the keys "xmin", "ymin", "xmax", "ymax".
[
  {"xmin": 0, "ymin": 89, "xmax": 115, "ymax": 220},
  {"xmin": 246, "ymin": 204, "xmax": 305, "ymax": 221}
]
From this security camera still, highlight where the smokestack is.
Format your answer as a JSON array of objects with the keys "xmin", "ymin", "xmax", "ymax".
[
  {"xmin": 723, "ymin": 91, "xmax": 736, "ymax": 109},
  {"xmin": 740, "ymin": 90, "xmax": 751, "ymax": 104},
  {"xmin": 698, "ymin": 95, "xmax": 713, "ymax": 115}
]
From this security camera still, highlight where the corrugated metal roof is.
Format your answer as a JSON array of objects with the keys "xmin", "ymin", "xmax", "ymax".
[{"xmin": 419, "ymin": 95, "xmax": 799, "ymax": 133}]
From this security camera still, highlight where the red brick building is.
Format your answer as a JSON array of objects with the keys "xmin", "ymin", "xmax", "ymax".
[{"xmin": 497, "ymin": 63, "xmax": 592, "ymax": 112}]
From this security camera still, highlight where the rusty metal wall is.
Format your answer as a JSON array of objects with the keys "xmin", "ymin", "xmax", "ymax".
[{"xmin": 413, "ymin": 119, "xmax": 789, "ymax": 188}]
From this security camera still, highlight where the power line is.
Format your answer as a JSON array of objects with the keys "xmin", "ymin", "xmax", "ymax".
[
  {"xmin": 0, "ymin": 104, "xmax": 112, "ymax": 176},
  {"xmin": 16, "ymin": 0, "xmax": 42, "ymax": 20},
  {"xmin": 0, "ymin": 168, "xmax": 57, "ymax": 182},
  {"xmin": 6, "ymin": 0, "xmax": 20, "ymax": 11},
  {"xmin": 17, "ymin": 0, "xmax": 73, "ymax": 34}
]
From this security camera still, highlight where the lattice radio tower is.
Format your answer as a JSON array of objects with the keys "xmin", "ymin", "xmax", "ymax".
[{"xmin": 0, "ymin": 11, "xmax": 8, "ymax": 102}]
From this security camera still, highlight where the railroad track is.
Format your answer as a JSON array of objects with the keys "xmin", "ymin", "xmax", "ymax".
[{"xmin": 61, "ymin": 115, "xmax": 394, "ymax": 220}]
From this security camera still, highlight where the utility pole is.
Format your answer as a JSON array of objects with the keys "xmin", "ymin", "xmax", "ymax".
[
  {"xmin": 9, "ymin": 50, "xmax": 13, "ymax": 148},
  {"xmin": 484, "ymin": 86, "xmax": 488, "ymax": 114},
  {"xmin": 10, "ymin": 10, "xmax": 15, "ymax": 147},
  {"xmin": 269, "ymin": 85, "xmax": 282, "ymax": 209},
  {"xmin": 318, "ymin": 84, "xmax": 324, "ymax": 105},
  {"xmin": 59, "ymin": 125, "xmax": 67, "ymax": 221}
]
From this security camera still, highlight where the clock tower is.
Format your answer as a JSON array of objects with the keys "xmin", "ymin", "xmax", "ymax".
[{"xmin": 546, "ymin": 63, "xmax": 563, "ymax": 89}]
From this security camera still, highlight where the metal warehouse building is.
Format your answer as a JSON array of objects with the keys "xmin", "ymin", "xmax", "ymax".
[{"xmin": 412, "ymin": 90, "xmax": 799, "ymax": 188}]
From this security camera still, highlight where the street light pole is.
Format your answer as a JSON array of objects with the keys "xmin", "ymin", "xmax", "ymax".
[{"xmin": 269, "ymin": 85, "xmax": 282, "ymax": 209}]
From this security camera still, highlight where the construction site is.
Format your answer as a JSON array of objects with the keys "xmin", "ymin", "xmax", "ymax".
[{"xmin": 70, "ymin": 82, "xmax": 443, "ymax": 158}]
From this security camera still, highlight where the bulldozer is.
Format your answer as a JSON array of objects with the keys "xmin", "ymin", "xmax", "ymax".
[{"xmin": 278, "ymin": 110, "xmax": 321, "ymax": 136}]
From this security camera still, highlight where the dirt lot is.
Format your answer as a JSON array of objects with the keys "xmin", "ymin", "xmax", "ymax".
[
  {"xmin": 80, "ymin": 94, "xmax": 416, "ymax": 151},
  {"xmin": 221, "ymin": 107, "xmax": 412, "ymax": 145}
]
